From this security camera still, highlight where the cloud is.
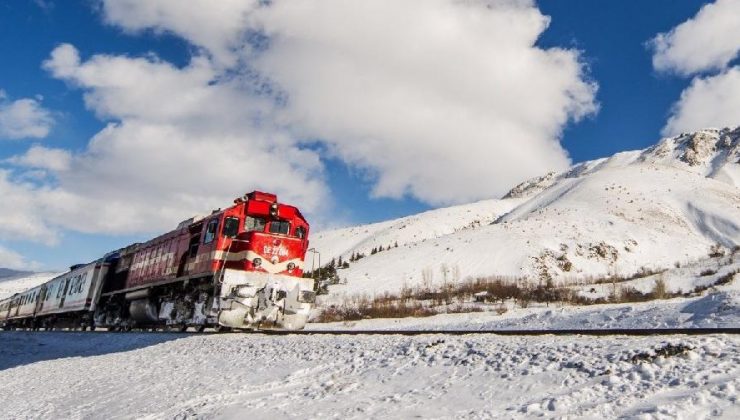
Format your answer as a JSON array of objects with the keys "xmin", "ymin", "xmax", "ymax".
[
  {"xmin": 0, "ymin": 90, "xmax": 54, "ymax": 140},
  {"xmin": 1, "ymin": 44, "xmax": 327, "ymax": 243},
  {"xmin": 650, "ymin": 0, "xmax": 740, "ymax": 135},
  {"xmin": 0, "ymin": 244, "xmax": 38, "ymax": 271},
  {"xmin": 0, "ymin": 170, "xmax": 57, "ymax": 244},
  {"xmin": 6, "ymin": 145, "xmax": 72, "ymax": 172},
  {"xmin": 650, "ymin": 0, "xmax": 740, "ymax": 76},
  {"xmin": 2, "ymin": 0, "xmax": 598, "ymax": 247},
  {"xmin": 663, "ymin": 67, "xmax": 740, "ymax": 135},
  {"xmin": 100, "ymin": 0, "xmax": 258, "ymax": 67},
  {"xmin": 101, "ymin": 0, "xmax": 598, "ymax": 205}
]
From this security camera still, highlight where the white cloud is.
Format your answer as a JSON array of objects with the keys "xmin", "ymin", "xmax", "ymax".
[
  {"xmin": 663, "ymin": 68, "xmax": 740, "ymax": 135},
  {"xmin": 2, "ymin": 0, "xmax": 598, "ymax": 246},
  {"xmin": 6, "ymin": 145, "xmax": 72, "ymax": 172},
  {"xmin": 0, "ymin": 244, "xmax": 37, "ymax": 271},
  {"xmin": 651, "ymin": 0, "xmax": 740, "ymax": 135},
  {"xmin": 650, "ymin": 0, "xmax": 740, "ymax": 76},
  {"xmin": 99, "ymin": 0, "xmax": 597, "ymax": 205},
  {"xmin": 245, "ymin": 0, "xmax": 597, "ymax": 204},
  {"xmin": 0, "ymin": 90, "xmax": 54, "ymax": 139},
  {"xmin": 100, "ymin": 0, "xmax": 258, "ymax": 67},
  {"xmin": 1, "ymin": 44, "xmax": 327, "ymax": 242},
  {"xmin": 0, "ymin": 170, "xmax": 57, "ymax": 244}
]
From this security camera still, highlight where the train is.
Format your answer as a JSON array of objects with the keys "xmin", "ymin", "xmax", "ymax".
[{"xmin": 0, "ymin": 191, "xmax": 316, "ymax": 331}]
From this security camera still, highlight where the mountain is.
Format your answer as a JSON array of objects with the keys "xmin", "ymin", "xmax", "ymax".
[
  {"xmin": 0, "ymin": 268, "xmax": 32, "ymax": 281},
  {"xmin": 0, "ymin": 271, "xmax": 60, "ymax": 300},
  {"xmin": 311, "ymin": 127, "xmax": 740, "ymax": 297}
]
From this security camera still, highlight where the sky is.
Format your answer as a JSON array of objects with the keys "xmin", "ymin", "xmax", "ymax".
[{"xmin": 0, "ymin": 0, "xmax": 738, "ymax": 271}]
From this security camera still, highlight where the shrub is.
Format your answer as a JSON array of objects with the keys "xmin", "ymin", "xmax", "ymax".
[{"xmin": 652, "ymin": 277, "xmax": 667, "ymax": 300}]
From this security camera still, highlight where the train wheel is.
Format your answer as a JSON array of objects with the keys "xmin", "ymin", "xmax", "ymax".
[
  {"xmin": 179, "ymin": 325, "xmax": 188, "ymax": 333},
  {"xmin": 196, "ymin": 325, "xmax": 206, "ymax": 333}
]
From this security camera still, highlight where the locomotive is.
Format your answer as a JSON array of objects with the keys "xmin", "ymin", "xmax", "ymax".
[{"xmin": 0, "ymin": 191, "xmax": 316, "ymax": 331}]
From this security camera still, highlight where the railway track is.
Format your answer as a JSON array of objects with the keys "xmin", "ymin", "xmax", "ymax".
[{"xmin": 2, "ymin": 327, "xmax": 739, "ymax": 336}]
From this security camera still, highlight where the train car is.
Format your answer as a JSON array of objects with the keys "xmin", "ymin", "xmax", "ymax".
[
  {"xmin": 93, "ymin": 191, "xmax": 315, "ymax": 331},
  {"xmin": 0, "ymin": 296, "xmax": 13, "ymax": 326},
  {"xmin": 6, "ymin": 286, "xmax": 43, "ymax": 328},
  {"xmin": 0, "ymin": 262, "xmax": 110, "ymax": 330},
  {"xmin": 34, "ymin": 262, "xmax": 109, "ymax": 329}
]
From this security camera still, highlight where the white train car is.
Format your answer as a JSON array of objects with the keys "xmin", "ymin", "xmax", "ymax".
[
  {"xmin": 5, "ymin": 286, "xmax": 44, "ymax": 328},
  {"xmin": 1, "ymin": 261, "xmax": 109, "ymax": 330},
  {"xmin": 37, "ymin": 263, "xmax": 104, "ymax": 317},
  {"xmin": 0, "ymin": 297, "xmax": 13, "ymax": 325},
  {"xmin": 33, "ymin": 262, "xmax": 107, "ymax": 329}
]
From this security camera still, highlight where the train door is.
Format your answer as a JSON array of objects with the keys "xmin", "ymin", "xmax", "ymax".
[
  {"xmin": 199, "ymin": 217, "xmax": 220, "ymax": 273},
  {"xmin": 57, "ymin": 278, "xmax": 71, "ymax": 309},
  {"xmin": 179, "ymin": 220, "xmax": 204, "ymax": 277},
  {"xmin": 34, "ymin": 287, "xmax": 45, "ymax": 315}
]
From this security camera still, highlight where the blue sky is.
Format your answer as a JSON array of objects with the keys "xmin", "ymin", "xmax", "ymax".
[{"xmin": 0, "ymin": 0, "xmax": 737, "ymax": 271}]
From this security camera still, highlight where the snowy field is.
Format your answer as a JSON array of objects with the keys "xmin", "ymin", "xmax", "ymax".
[{"xmin": 0, "ymin": 331, "xmax": 738, "ymax": 419}]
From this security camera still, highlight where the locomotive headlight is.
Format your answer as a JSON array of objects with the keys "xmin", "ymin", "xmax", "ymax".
[
  {"xmin": 252, "ymin": 257, "xmax": 262, "ymax": 267},
  {"xmin": 287, "ymin": 262, "xmax": 296, "ymax": 271}
]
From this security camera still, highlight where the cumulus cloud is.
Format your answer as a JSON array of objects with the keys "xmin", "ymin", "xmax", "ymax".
[
  {"xmin": 100, "ymin": 0, "xmax": 258, "ymax": 67},
  {"xmin": 0, "ymin": 90, "xmax": 54, "ymax": 139},
  {"xmin": 99, "ymin": 0, "xmax": 597, "ymax": 204},
  {"xmin": 650, "ymin": 0, "xmax": 740, "ymax": 76},
  {"xmin": 0, "ymin": 170, "xmax": 57, "ymax": 244},
  {"xmin": 664, "ymin": 67, "xmax": 740, "ymax": 135},
  {"xmin": 246, "ymin": 0, "xmax": 597, "ymax": 204},
  {"xmin": 1, "ymin": 44, "xmax": 327, "ymax": 242},
  {"xmin": 0, "ymin": 244, "xmax": 37, "ymax": 271},
  {"xmin": 6, "ymin": 145, "xmax": 72, "ymax": 172},
  {"xmin": 2, "ymin": 0, "xmax": 598, "ymax": 245},
  {"xmin": 651, "ymin": 0, "xmax": 740, "ymax": 135}
]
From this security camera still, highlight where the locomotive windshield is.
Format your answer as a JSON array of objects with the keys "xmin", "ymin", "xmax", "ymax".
[
  {"xmin": 222, "ymin": 217, "xmax": 239, "ymax": 238},
  {"xmin": 245, "ymin": 216, "xmax": 266, "ymax": 232},
  {"xmin": 269, "ymin": 220, "xmax": 290, "ymax": 235}
]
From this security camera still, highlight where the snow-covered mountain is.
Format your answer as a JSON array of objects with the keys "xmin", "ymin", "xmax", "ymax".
[
  {"xmin": 0, "ymin": 271, "xmax": 60, "ymax": 300},
  {"xmin": 312, "ymin": 127, "xmax": 740, "ymax": 297}
]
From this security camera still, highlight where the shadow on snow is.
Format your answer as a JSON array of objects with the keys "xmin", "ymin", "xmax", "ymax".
[{"xmin": 0, "ymin": 331, "xmax": 189, "ymax": 371}]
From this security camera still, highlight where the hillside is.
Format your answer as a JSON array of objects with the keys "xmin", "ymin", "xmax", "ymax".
[
  {"xmin": 0, "ymin": 268, "xmax": 31, "ymax": 280},
  {"xmin": 312, "ymin": 127, "xmax": 740, "ymax": 297},
  {"xmin": 0, "ymin": 271, "xmax": 60, "ymax": 300}
]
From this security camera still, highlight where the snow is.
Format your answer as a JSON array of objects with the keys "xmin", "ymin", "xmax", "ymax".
[
  {"xmin": 309, "ymin": 290, "xmax": 740, "ymax": 332},
  {"xmin": 311, "ymin": 127, "xmax": 740, "ymax": 299},
  {"xmin": 0, "ymin": 129, "xmax": 739, "ymax": 419},
  {"xmin": 1, "ymin": 331, "xmax": 738, "ymax": 418},
  {"xmin": 0, "ymin": 272, "xmax": 59, "ymax": 300}
]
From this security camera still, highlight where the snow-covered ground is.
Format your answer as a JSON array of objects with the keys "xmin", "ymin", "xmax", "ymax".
[
  {"xmin": 1, "ymin": 331, "xmax": 738, "ymax": 419},
  {"xmin": 309, "ymin": 289, "xmax": 740, "ymax": 332}
]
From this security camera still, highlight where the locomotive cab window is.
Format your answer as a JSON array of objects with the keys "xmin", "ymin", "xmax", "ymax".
[
  {"xmin": 245, "ymin": 216, "xmax": 266, "ymax": 232},
  {"xmin": 222, "ymin": 217, "xmax": 240, "ymax": 238},
  {"xmin": 295, "ymin": 226, "xmax": 306, "ymax": 239},
  {"xmin": 203, "ymin": 219, "xmax": 219, "ymax": 244},
  {"xmin": 269, "ymin": 220, "xmax": 291, "ymax": 235}
]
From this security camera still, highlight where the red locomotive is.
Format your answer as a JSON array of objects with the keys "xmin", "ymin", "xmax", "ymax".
[{"xmin": 0, "ymin": 191, "xmax": 316, "ymax": 331}]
